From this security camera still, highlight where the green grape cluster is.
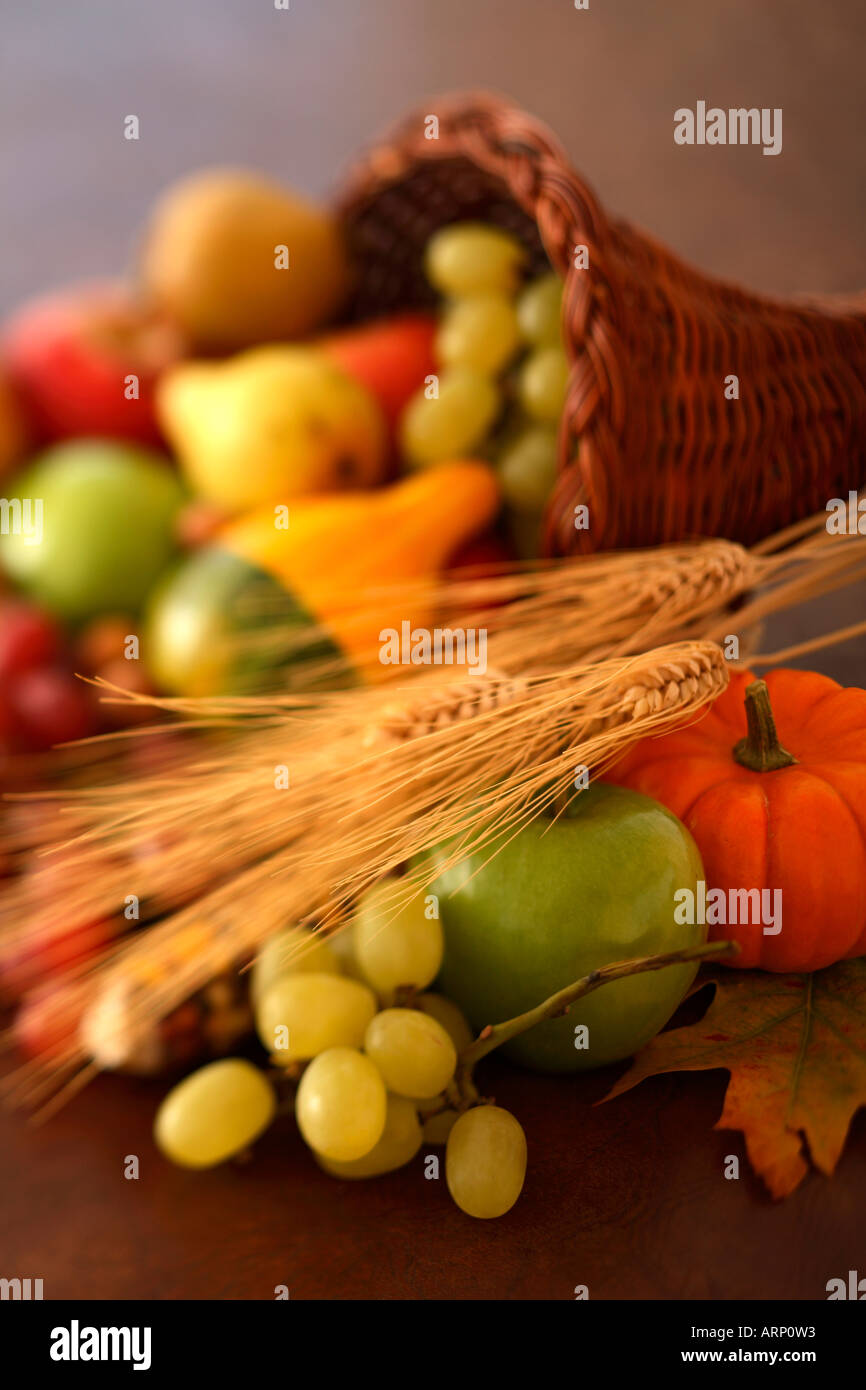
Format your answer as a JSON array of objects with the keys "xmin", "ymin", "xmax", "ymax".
[
  {"xmin": 397, "ymin": 222, "xmax": 569, "ymax": 559},
  {"xmin": 153, "ymin": 885, "xmax": 527, "ymax": 1220}
]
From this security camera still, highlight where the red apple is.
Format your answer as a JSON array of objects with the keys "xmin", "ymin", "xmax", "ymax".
[
  {"xmin": 6, "ymin": 666, "xmax": 97, "ymax": 749},
  {"xmin": 0, "ymin": 598, "xmax": 63, "ymax": 678},
  {"xmin": 13, "ymin": 981, "xmax": 87, "ymax": 1059},
  {"xmin": 1, "ymin": 281, "xmax": 187, "ymax": 446},
  {"xmin": 0, "ymin": 915, "xmax": 117, "ymax": 1002}
]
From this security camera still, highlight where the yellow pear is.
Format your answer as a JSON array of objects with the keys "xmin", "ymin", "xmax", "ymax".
[
  {"xmin": 140, "ymin": 168, "xmax": 351, "ymax": 350},
  {"xmin": 157, "ymin": 345, "xmax": 388, "ymax": 512}
]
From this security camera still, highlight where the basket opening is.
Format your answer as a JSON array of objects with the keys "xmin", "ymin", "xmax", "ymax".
[{"xmin": 341, "ymin": 155, "xmax": 551, "ymax": 323}]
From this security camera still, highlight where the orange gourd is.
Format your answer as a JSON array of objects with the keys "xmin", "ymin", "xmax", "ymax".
[
  {"xmin": 221, "ymin": 461, "xmax": 501, "ymax": 679},
  {"xmin": 605, "ymin": 669, "xmax": 866, "ymax": 971}
]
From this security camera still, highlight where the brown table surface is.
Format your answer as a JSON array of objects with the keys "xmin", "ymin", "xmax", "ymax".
[
  {"xmin": 2, "ymin": 0, "xmax": 866, "ymax": 1301},
  {"xmin": 2, "ymin": 1036, "xmax": 866, "ymax": 1301}
]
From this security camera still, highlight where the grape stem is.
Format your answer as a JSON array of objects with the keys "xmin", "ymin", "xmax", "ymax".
[{"xmin": 454, "ymin": 938, "xmax": 738, "ymax": 1105}]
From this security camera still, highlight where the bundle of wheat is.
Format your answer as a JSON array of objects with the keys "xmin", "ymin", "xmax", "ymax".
[
  {"xmin": 4, "ymin": 641, "xmax": 726, "ymax": 1110},
  {"xmin": 2, "ymin": 503, "xmax": 866, "ymax": 1113}
]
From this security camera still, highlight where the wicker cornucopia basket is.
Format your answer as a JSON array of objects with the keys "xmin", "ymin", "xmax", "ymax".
[{"xmin": 337, "ymin": 92, "xmax": 866, "ymax": 556}]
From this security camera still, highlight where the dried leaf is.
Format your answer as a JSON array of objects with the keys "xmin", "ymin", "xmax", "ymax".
[{"xmin": 601, "ymin": 959, "xmax": 866, "ymax": 1198}]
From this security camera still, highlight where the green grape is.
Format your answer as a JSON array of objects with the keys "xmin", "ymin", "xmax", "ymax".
[
  {"xmin": 154, "ymin": 1058, "xmax": 275, "ymax": 1170},
  {"xmin": 417, "ymin": 992, "xmax": 474, "ymax": 1052},
  {"xmin": 352, "ymin": 879, "xmax": 444, "ymax": 1001},
  {"xmin": 446, "ymin": 1105, "xmax": 527, "ymax": 1218},
  {"xmin": 517, "ymin": 272, "xmax": 563, "ymax": 347},
  {"xmin": 363, "ymin": 1007, "xmax": 457, "ymax": 1099},
  {"xmin": 436, "ymin": 295, "xmax": 521, "ymax": 375},
  {"xmin": 256, "ymin": 972, "xmax": 377, "ymax": 1062},
  {"xmin": 327, "ymin": 926, "xmax": 366, "ymax": 981},
  {"xmin": 422, "ymin": 1107, "xmax": 459, "ymax": 1146},
  {"xmin": 296, "ymin": 1046, "xmax": 387, "ymax": 1161},
  {"xmin": 250, "ymin": 924, "xmax": 341, "ymax": 1007},
  {"xmin": 400, "ymin": 368, "xmax": 500, "ymax": 467},
  {"xmin": 498, "ymin": 426, "xmax": 558, "ymax": 514},
  {"xmin": 425, "ymin": 222, "xmax": 525, "ymax": 297},
  {"xmin": 518, "ymin": 347, "xmax": 569, "ymax": 422},
  {"xmin": 317, "ymin": 1094, "xmax": 422, "ymax": 1179}
]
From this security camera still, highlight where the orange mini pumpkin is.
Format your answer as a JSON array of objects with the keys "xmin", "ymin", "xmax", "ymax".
[{"xmin": 605, "ymin": 668, "xmax": 866, "ymax": 972}]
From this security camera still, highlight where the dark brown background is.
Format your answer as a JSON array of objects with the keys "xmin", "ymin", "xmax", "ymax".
[{"xmin": 1, "ymin": 0, "xmax": 865, "ymax": 1300}]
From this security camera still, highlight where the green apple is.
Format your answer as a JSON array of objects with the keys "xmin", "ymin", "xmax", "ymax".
[
  {"xmin": 421, "ymin": 782, "xmax": 705, "ymax": 1073},
  {"xmin": 0, "ymin": 440, "xmax": 183, "ymax": 620}
]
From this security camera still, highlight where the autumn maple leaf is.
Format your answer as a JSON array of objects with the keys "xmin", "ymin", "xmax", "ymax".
[{"xmin": 601, "ymin": 958, "xmax": 866, "ymax": 1198}]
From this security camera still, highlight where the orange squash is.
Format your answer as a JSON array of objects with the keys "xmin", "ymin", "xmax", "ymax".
[{"xmin": 605, "ymin": 668, "xmax": 866, "ymax": 971}]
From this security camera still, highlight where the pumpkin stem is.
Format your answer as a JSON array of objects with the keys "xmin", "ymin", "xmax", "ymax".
[{"xmin": 733, "ymin": 680, "xmax": 797, "ymax": 773}]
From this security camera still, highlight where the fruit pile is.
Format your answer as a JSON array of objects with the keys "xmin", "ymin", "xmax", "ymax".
[
  {"xmin": 0, "ymin": 167, "xmax": 575, "ymax": 1131},
  {"xmin": 156, "ymin": 887, "xmax": 527, "ymax": 1219},
  {"xmin": 0, "ymin": 168, "xmax": 575, "ymax": 727},
  {"xmin": 3, "ymin": 198, "xmax": 563, "ymax": 714}
]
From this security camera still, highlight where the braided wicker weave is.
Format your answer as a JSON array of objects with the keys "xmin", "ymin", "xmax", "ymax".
[{"xmin": 337, "ymin": 92, "xmax": 866, "ymax": 556}]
